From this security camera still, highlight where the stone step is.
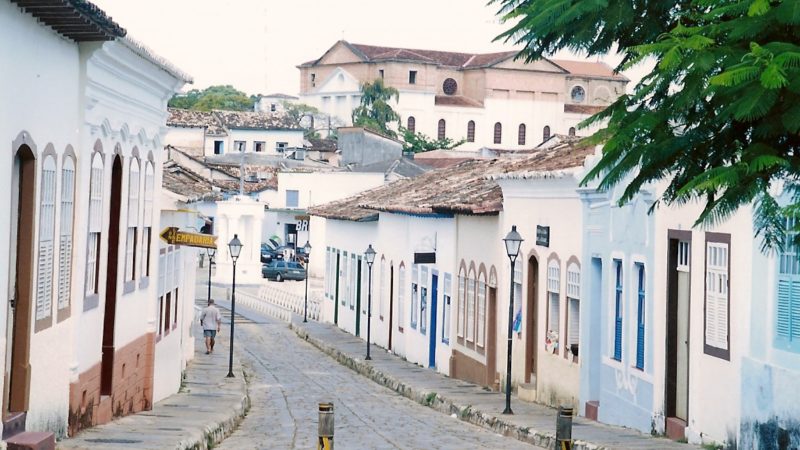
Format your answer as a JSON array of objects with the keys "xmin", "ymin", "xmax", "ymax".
[
  {"xmin": 2, "ymin": 412, "xmax": 26, "ymax": 440},
  {"xmin": 6, "ymin": 431, "xmax": 55, "ymax": 450}
]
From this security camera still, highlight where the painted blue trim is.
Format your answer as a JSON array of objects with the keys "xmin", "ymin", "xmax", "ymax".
[
  {"xmin": 614, "ymin": 259, "xmax": 623, "ymax": 362},
  {"xmin": 636, "ymin": 263, "xmax": 645, "ymax": 370}
]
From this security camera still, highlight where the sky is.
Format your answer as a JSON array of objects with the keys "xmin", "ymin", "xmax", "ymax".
[{"xmin": 91, "ymin": 0, "xmax": 649, "ymax": 96}]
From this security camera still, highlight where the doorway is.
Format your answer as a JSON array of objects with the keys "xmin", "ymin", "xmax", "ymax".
[
  {"xmin": 5, "ymin": 144, "xmax": 36, "ymax": 414},
  {"xmin": 428, "ymin": 273, "xmax": 439, "ymax": 368},
  {"xmin": 355, "ymin": 258, "xmax": 362, "ymax": 337},
  {"xmin": 388, "ymin": 265, "xmax": 394, "ymax": 350},
  {"xmin": 334, "ymin": 253, "xmax": 340, "ymax": 325},
  {"xmin": 524, "ymin": 255, "xmax": 538, "ymax": 384},
  {"xmin": 100, "ymin": 156, "xmax": 122, "ymax": 395},
  {"xmin": 666, "ymin": 232, "xmax": 691, "ymax": 431}
]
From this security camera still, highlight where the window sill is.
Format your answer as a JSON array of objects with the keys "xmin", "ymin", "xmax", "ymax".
[
  {"xmin": 57, "ymin": 307, "xmax": 70, "ymax": 323},
  {"xmin": 123, "ymin": 280, "xmax": 136, "ymax": 295},
  {"xmin": 139, "ymin": 277, "xmax": 149, "ymax": 290},
  {"xmin": 84, "ymin": 294, "xmax": 100, "ymax": 311},
  {"xmin": 703, "ymin": 344, "xmax": 730, "ymax": 361}
]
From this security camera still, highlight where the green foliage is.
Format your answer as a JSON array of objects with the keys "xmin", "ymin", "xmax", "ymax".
[
  {"xmin": 352, "ymin": 79, "xmax": 400, "ymax": 138},
  {"xmin": 400, "ymin": 127, "xmax": 466, "ymax": 153},
  {"xmin": 281, "ymin": 101, "xmax": 323, "ymax": 138},
  {"xmin": 492, "ymin": 0, "xmax": 800, "ymax": 252},
  {"xmin": 168, "ymin": 85, "xmax": 255, "ymax": 112}
]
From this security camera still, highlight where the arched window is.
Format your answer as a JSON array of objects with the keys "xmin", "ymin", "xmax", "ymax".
[
  {"xmin": 569, "ymin": 127, "xmax": 576, "ymax": 137},
  {"xmin": 566, "ymin": 262, "xmax": 581, "ymax": 361},
  {"xmin": 543, "ymin": 125, "xmax": 551, "ymax": 142},
  {"xmin": 466, "ymin": 267, "xmax": 476, "ymax": 342},
  {"xmin": 437, "ymin": 119, "xmax": 446, "ymax": 140},
  {"xmin": 547, "ymin": 258, "xmax": 561, "ymax": 353},
  {"xmin": 467, "ymin": 121, "xmax": 475, "ymax": 142},
  {"xmin": 58, "ymin": 155, "xmax": 76, "ymax": 314},
  {"xmin": 518, "ymin": 123, "xmax": 526, "ymax": 145},
  {"xmin": 493, "ymin": 122, "xmax": 502, "ymax": 144},
  {"xmin": 86, "ymin": 153, "xmax": 104, "ymax": 296},
  {"xmin": 36, "ymin": 155, "xmax": 57, "ymax": 323},
  {"xmin": 141, "ymin": 161, "xmax": 155, "ymax": 277},
  {"xmin": 125, "ymin": 158, "xmax": 140, "ymax": 281},
  {"xmin": 407, "ymin": 116, "xmax": 416, "ymax": 134},
  {"xmin": 457, "ymin": 266, "xmax": 466, "ymax": 339},
  {"xmin": 398, "ymin": 262, "xmax": 406, "ymax": 330},
  {"xmin": 477, "ymin": 271, "xmax": 487, "ymax": 347},
  {"xmin": 380, "ymin": 256, "xmax": 386, "ymax": 319}
]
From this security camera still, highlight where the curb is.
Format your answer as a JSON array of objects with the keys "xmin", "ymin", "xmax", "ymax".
[
  {"xmin": 177, "ymin": 366, "xmax": 251, "ymax": 450},
  {"xmin": 291, "ymin": 323, "xmax": 604, "ymax": 450}
]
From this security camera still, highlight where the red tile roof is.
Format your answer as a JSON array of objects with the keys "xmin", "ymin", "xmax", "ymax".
[
  {"xmin": 434, "ymin": 95, "xmax": 484, "ymax": 108},
  {"xmin": 301, "ymin": 41, "xmax": 628, "ymax": 80},
  {"xmin": 310, "ymin": 141, "xmax": 594, "ymax": 221}
]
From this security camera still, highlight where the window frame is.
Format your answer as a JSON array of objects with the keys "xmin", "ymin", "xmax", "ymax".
[
  {"xmin": 125, "ymin": 157, "xmax": 141, "ymax": 284},
  {"xmin": 476, "ymin": 272, "xmax": 487, "ymax": 349},
  {"xmin": 442, "ymin": 273, "xmax": 452, "ymax": 344},
  {"xmin": 437, "ymin": 119, "xmax": 446, "ymax": 140},
  {"xmin": 493, "ymin": 122, "xmax": 502, "ymax": 144},
  {"xmin": 398, "ymin": 262, "xmax": 406, "ymax": 332},
  {"xmin": 35, "ymin": 154, "xmax": 57, "ymax": 330},
  {"xmin": 776, "ymin": 216, "xmax": 800, "ymax": 351},
  {"xmin": 543, "ymin": 125, "xmax": 551, "ymax": 142},
  {"xmin": 704, "ymin": 232, "xmax": 731, "ymax": 360},
  {"xmin": 565, "ymin": 261, "xmax": 580, "ymax": 362},
  {"xmin": 85, "ymin": 152, "xmax": 104, "ymax": 300},
  {"xmin": 466, "ymin": 267, "xmax": 476, "ymax": 343},
  {"xmin": 613, "ymin": 259, "xmax": 623, "ymax": 361},
  {"xmin": 57, "ymin": 154, "xmax": 76, "ymax": 321},
  {"xmin": 635, "ymin": 262, "xmax": 646, "ymax": 370},
  {"xmin": 286, "ymin": 189, "xmax": 300, "ymax": 208},
  {"xmin": 409, "ymin": 70, "xmax": 417, "ymax": 84},
  {"xmin": 411, "ymin": 264, "xmax": 419, "ymax": 329},
  {"xmin": 457, "ymin": 267, "xmax": 466, "ymax": 341},
  {"xmin": 467, "ymin": 121, "xmax": 475, "ymax": 143},
  {"xmin": 407, "ymin": 116, "xmax": 416, "ymax": 134},
  {"xmin": 518, "ymin": 123, "xmax": 526, "ymax": 145}
]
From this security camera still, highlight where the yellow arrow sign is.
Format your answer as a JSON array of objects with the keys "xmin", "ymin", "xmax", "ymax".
[{"xmin": 160, "ymin": 227, "xmax": 217, "ymax": 249}]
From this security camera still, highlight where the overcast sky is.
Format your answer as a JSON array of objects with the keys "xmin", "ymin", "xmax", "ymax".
[{"xmin": 91, "ymin": 0, "xmax": 648, "ymax": 95}]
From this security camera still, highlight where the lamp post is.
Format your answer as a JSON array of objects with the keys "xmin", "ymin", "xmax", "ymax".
[
  {"xmin": 227, "ymin": 234, "xmax": 243, "ymax": 378},
  {"xmin": 364, "ymin": 245, "xmax": 376, "ymax": 360},
  {"xmin": 303, "ymin": 241, "xmax": 312, "ymax": 323},
  {"xmin": 502, "ymin": 225, "xmax": 523, "ymax": 415},
  {"xmin": 206, "ymin": 247, "xmax": 216, "ymax": 304}
]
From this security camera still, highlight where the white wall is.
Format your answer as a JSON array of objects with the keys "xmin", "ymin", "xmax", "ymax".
[
  {"xmin": 275, "ymin": 172, "xmax": 384, "ymax": 209},
  {"xmin": 164, "ymin": 126, "xmax": 204, "ymax": 151},
  {"xmin": 204, "ymin": 128, "xmax": 304, "ymax": 156}
]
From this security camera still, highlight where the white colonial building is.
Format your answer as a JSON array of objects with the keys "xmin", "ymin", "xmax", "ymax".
[
  {"xmin": 298, "ymin": 40, "xmax": 628, "ymax": 150},
  {"xmin": 1, "ymin": 0, "xmax": 190, "ymax": 442}
]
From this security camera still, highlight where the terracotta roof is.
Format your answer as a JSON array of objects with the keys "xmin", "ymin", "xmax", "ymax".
[
  {"xmin": 301, "ymin": 41, "xmax": 627, "ymax": 81},
  {"xmin": 564, "ymin": 104, "xmax": 608, "ymax": 115},
  {"xmin": 307, "ymin": 137, "xmax": 337, "ymax": 153},
  {"xmin": 12, "ymin": 0, "xmax": 125, "ymax": 42},
  {"xmin": 167, "ymin": 108, "xmax": 214, "ymax": 128},
  {"xmin": 312, "ymin": 142, "xmax": 594, "ymax": 221},
  {"xmin": 552, "ymin": 59, "xmax": 628, "ymax": 81},
  {"xmin": 162, "ymin": 157, "xmax": 278, "ymax": 201},
  {"xmin": 213, "ymin": 110, "xmax": 300, "ymax": 130},
  {"xmin": 434, "ymin": 95, "xmax": 483, "ymax": 108},
  {"xmin": 167, "ymin": 108, "xmax": 301, "ymax": 135},
  {"xmin": 413, "ymin": 150, "xmax": 486, "ymax": 169}
]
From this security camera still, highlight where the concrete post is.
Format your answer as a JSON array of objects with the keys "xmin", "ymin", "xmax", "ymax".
[
  {"xmin": 318, "ymin": 402, "xmax": 334, "ymax": 450},
  {"xmin": 556, "ymin": 405, "xmax": 573, "ymax": 450}
]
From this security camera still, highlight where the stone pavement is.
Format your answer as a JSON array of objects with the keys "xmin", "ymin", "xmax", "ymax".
[
  {"xmin": 291, "ymin": 318, "xmax": 700, "ymax": 450},
  {"xmin": 57, "ymin": 321, "xmax": 249, "ymax": 450}
]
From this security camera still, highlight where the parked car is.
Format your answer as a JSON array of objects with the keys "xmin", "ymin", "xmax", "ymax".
[
  {"xmin": 260, "ymin": 242, "xmax": 284, "ymax": 263},
  {"xmin": 262, "ymin": 260, "xmax": 306, "ymax": 282}
]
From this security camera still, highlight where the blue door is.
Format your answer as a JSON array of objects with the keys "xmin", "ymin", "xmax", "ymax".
[{"xmin": 429, "ymin": 273, "xmax": 439, "ymax": 368}]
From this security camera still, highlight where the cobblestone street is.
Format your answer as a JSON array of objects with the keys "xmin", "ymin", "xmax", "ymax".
[{"xmin": 214, "ymin": 302, "xmax": 536, "ymax": 450}]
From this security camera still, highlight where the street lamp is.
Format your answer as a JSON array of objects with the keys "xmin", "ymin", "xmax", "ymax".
[
  {"xmin": 206, "ymin": 247, "xmax": 216, "ymax": 305},
  {"xmin": 303, "ymin": 241, "xmax": 312, "ymax": 323},
  {"xmin": 364, "ymin": 244, "xmax": 377, "ymax": 360},
  {"xmin": 227, "ymin": 234, "xmax": 243, "ymax": 378},
  {"xmin": 502, "ymin": 225, "xmax": 523, "ymax": 415}
]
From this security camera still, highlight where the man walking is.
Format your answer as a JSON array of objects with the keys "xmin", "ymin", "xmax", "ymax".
[{"xmin": 200, "ymin": 299, "xmax": 222, "ymax": 354}]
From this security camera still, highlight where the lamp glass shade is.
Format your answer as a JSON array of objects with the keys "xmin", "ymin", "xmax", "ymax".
[
  {"xmin": 228, "ymin": 234, "xmax": 243, "ymax": 259},
  {"xmin": 364, "ymin": 244, "xmax": 377, "ymax": 265},
  {"xmin": 207, "ymin": 247, "xmax": 216, "ymax": 258},
  {"xmin": 503, "ymin": 225, "xmax": 523, "ymax": 258},
  {"xmin": 304, "ymin": 241, "xmax": 312, "ymax": 255}
]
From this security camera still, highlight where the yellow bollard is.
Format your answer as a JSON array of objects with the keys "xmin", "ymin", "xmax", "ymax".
[{"xmin": 318, "ymin": 402, "xmax": 334, "ymax": 450}]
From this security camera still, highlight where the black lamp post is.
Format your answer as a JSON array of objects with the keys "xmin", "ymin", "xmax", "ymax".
[
  {"xmin": 502, "ymin": 225, "xmax": 523, "ymax": 415},
  {"xmin": 364, "ymin": 244, "xmax": 376, "ymax": 360},
  {"xmin": 227, "ymin": 234, "xmax": 242, "ymax": 378},
  {"xmin": 206, "ymin": 247, "xmax": 216, "ymax": 305},
  {"xmin": 303, "ymin": 241, "xmax": 312, "ymax": 323}
]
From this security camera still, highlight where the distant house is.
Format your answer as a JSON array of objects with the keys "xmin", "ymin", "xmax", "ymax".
[
  {"xmin": 298, "ymin": 40, "xmax": 628, "ymax": 151},
  {"xmin": 165, "ymin": 108, "xmax": 305, "ymax": 157},
  {"xmin": 255, "ymin": 93, "xmax": 299, "ymax": 114}
]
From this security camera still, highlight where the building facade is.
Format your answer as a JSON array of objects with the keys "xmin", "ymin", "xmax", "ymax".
[
  {"xmin": 1, "ymin": 0, "xmax": 190, "ymax": 439},
  {"xmin": 298, "ymin": 40, "xmax": 628, "ymax": 151}
]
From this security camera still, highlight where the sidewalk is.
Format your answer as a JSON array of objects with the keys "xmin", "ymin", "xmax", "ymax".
[
  {"xmin": 291, "ymin": 319, "xmax": 699, "ymax": 450},
  {"xmin": 58, "ymin": 324, "xmax": 249, "ymax": 450}
]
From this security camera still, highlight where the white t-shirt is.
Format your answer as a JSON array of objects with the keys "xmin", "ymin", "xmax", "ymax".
[{"xmin": 200, "ymin": 305, "xmax": 222, "ymax": 331}]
